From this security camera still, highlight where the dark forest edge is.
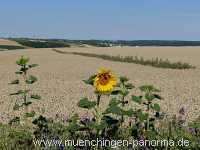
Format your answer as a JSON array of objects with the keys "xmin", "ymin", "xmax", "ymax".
[{"xmin": 0, "ymin": 45, "xmax": 25, "ymax": 50}]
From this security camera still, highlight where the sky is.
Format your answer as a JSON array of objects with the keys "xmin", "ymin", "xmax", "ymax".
[{"xmin": 0, "ymin": 0, "xmax": 200, "ymax": 40}]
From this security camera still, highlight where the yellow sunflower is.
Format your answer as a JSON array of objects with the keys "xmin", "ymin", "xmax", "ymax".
[{"xmin": 94, "ymin": 68, "xmax": 117, "ymax": 94}]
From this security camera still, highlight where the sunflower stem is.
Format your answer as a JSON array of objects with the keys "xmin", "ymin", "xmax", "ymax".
[
  {"xmin": 97, "ymin": 94, "xmax": 101, "ymax": 106},
  {"xmin": 95, "ymin": 94, "xmax": 102, "ymax": 150},
  {"xmin": 120, "ymin": 81, "xmax": 126, "ymax": 126}
]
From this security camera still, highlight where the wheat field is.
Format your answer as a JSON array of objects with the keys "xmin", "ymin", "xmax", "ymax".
[{"xmin": 0, "ymin": 46, "xmax": 200, "ymax": 123}]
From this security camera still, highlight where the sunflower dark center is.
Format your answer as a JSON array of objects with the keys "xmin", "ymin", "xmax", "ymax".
[{"xmin": 99, "ymin": 73, "xmax": 111, "ymax": 85}]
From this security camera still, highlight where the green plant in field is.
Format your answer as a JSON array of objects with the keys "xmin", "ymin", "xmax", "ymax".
[
  {"xmin": 74, "ymin": 69, "xmax": 139, "ymax": 149},
  {"xmin": 77, "ymin": 68, "xmax": 118, "ymax": 149},
  {"xmin": 75, "ymin": 69, "xmax": 163, "ymax": 149},
  {"xmin": 61, "ymin": 68, "xmax": 199, "ymax": 150},
  {"xmin": 130, "ymin": 85, "xmax": 163, "ymax": 147},
  {"xmin": 9, "ymin": 56, "xmax": 41, "ymax": 125},
  {"xmin": 52, "ymin": 49, "xmax": 195, "ymax": 69},
  {"xmin": 154, "ymin": 111, "xmax": 200, "ymax": 150},
  {"xmin": 3, "ymin": 58, "xmax": 200, "ymax": 150},
  {"xmin": 0, "ymin": 123, "xmax": 34, "ymax": 150},
  {"xmin": 132, "ymin": 85, "xmax": 162, "ymax": 129},
  {"xmin": 104, "ymin": 76, "xmax": 135, "ymax": 126}
]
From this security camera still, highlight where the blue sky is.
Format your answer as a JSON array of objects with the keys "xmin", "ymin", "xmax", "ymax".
[{"xmin": 0, "ymin": 0, "xmax": 200, "ymax": 40}]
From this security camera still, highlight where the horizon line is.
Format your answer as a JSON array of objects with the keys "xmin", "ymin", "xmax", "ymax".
[{"xmin": 1, "ymin": 37, "xmax": 200, "ymax": 42}]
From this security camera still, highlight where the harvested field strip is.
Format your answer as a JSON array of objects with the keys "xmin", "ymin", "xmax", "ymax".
[{"xmin": 52, "ymin": 49, "xmax": 195, "ymax": 69}]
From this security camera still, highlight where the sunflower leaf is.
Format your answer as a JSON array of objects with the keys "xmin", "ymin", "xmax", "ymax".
[
  {"xmin": 104, "ymin": 106, "xmax": 123, "ymax": 115},
  {"xmin": 31, "ymin": 94, "xmax": 41, "ymax": 100},
  {"xmin": 26, "ymin": 75, "xmax": 37, "ymax": 84},
  {"xmin": 123, "ymin": 109, "xmax": 135, "ymax": 117},
  {"xmin": 9, "ymin": 117, "xmax": 20, "ymax": 125},
  {"xmin": 83, "ymin": 75, "xmax": 96, "ymax": 85},
  {"xmin": 153, "ymin": 94, "xmax": 162, "ymax": 100},
  {"xmin": 150, "ymin": 103, "xmax": 160, "ymax": 112},
  {"xmin": 108, "ymin": 98, "xmax": 121, "ymax": 107},
  {"xmin": 132, "ymin": 95, "xmax": 142, "ymax": 104},
  {"xmin": 137, "ymin": 111, "xmax": 149, "ymax": 122},
  {"xmin": 139, "ymin": 85, "xmax": 160, "ymax": 92},
  {"xmin": 13, "ymin": 103, "xmax": 21, "ymax": 111},
  {"xmin": 15, "ymin": 71, "xmax": 23, "ymax": 75},
  {"xmin": 125, "ymin": 83, "xmax": 135, "ymax": 89},
  {"xmin": 25, "ymin": 111, "xmax": 35, "ymax": 118},
  {"xmin": 119, "ymin": 76, "xmax": 129, "ymax": 83},
  {"xmin": 10, "ymin": 79, "xmax": 19, "ymax": 84},
  {"xmin": 10, "ymin": 90, "xmax": 29, "ymax": 96},
  {"xmin": 111, "ymin": 90, "xmax": 121, "ymax": 95},
  {"xmin": 78, "ymin": 98, "xmax": 96, "ymax": 109},
  {"xmin": 28, "ymin": 64, "xmax": 39, "ymax": 68},
  {"xmin": 102, "ymin": 116, "xmax": 119, "ymax": 126},
  {"xmin": 16, "ymin": 56, "xmax": 29, "ymax": 66},
  {"xmin": 145, "ymin": 93, "xmax": 155, "ymax": 101}
]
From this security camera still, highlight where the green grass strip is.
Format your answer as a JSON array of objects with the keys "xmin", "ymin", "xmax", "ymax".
[{"xmin": 52, "ymin": 49, "xmax": 195, "ymax": 69}]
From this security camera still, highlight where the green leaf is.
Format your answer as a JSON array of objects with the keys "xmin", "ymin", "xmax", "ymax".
[
  {"xmin": 125, "ymin": 83, "xmax": 135, "ymax": 89},
  {"xmin": 26, "ymin": 75, "xmax": 37, "ymax": 84},
  {"xmin": 119, "ymin": 76, "xmax": 129, "ymax": 83},
  {"xmin": 10, "ymin": 79, "xmax": 19, "ymax": 84},
  {"xmin": 31, "ymin": 94, "xmax": 41, "ymax": 100},
  {"xmin": 155, "ymin": 112, "xmax": 166, "ymax": 119},
  {"xmin": 104, "ymin": 106, "xmax": 123, "ymax": 116},
  {"xmin": 67, "ymin": 114, "xmax": 80, "ymax": 132},
  {"xmin": 16, "ymin": 56, "xmax": 29, "ymax": 66},
  {"xmin": 150, "ymin": 103, "xmax": 160, "ymax": 112},
  {"xmin": 15, "ymin": 71, "xmax": 23, "ymax": 75},
  {"xmin": 111, "ymin": 90, "xmax": 121, "ymax": 95},
  {"xmin": 13, "ymin": 103, "xmax": 21, "ymax": 111},
  {"xmin": 123, "ymin": 109, "xmax": 135, "ymax": 117},
  {"xmin": 139, "ymin": 85, "xmax": 160, "ymax": 92},
  {"xmin": 28, "ymin": 64, "xmax": 39, "ymax": 68},
  {"xmin": 25, "ymin": 111, "xmax": 35, "ymax": 118},
  {"xmin": 94, "ymin": 123, "xmax": 107, "ymax": 131},
  {"xmin": 10, "ymin": 90, "xmax": 29, "ymax": 96},
  {"xmin": 145, "ymin": 130, "xmax": 157, "ymax": 140},
  {"xmin": 10, "ymin": 92, "xmax": 19, "ymax": 96},
  {"xmin": 121, "ymin": 89, "xmax": 129, "ymax": 97},
  {"xmin": 68, "ymin": 113, "xmax": 79, "ymax": 123},
  {"xmin": 32, "ymin": 115, "xmax": 48, "ymax": 130},
  {"xmin": 189, "ymin": 116, "xmax": 200, "ymax": 129},
  {"xmin": 9, "ymin": 117, "xmax": 20, "ymax": 125},
  {"xmin": 108, "ymin": 98, "xmax": 121, "ymax": 107},
  {"xmin": 145, "ymin": 93, "xmax": 155, "ymax": 101},
  {"xmin": 136, "ymin": 111, "xmax": 148, "ymax": 122},
  {"xmin": 102, "ymin": 116, "xmax": 119, "ymax": 126},
  {"xmin": 78, "ymin": 98, "xmax": 96, "ymax": 109},
  {"xmin": 83, "ymin": 74, "xmax": 96, "ymax": 85},
  {"xmin": 23, "ymin": 101, "xmax": 32, "ymax": 106},
  {"xmin": 132, "ymin": 95, "xmax": 142, "ymax": 104},
  {"xmin": 153, "ymin": 94, "xmax": 162, "ymax": 100}
]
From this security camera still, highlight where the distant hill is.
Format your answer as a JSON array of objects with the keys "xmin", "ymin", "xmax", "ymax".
[
  {"xmin": 68, "ymin": 40, "xmax": 200, "ymax": 47},
  {"xmin": 6, "ymin": 38, "xmax": 200, "ymax": 48},
  {"xmin": 11, "ymin": 38, "xmax": 71, "ymax": 48}
]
